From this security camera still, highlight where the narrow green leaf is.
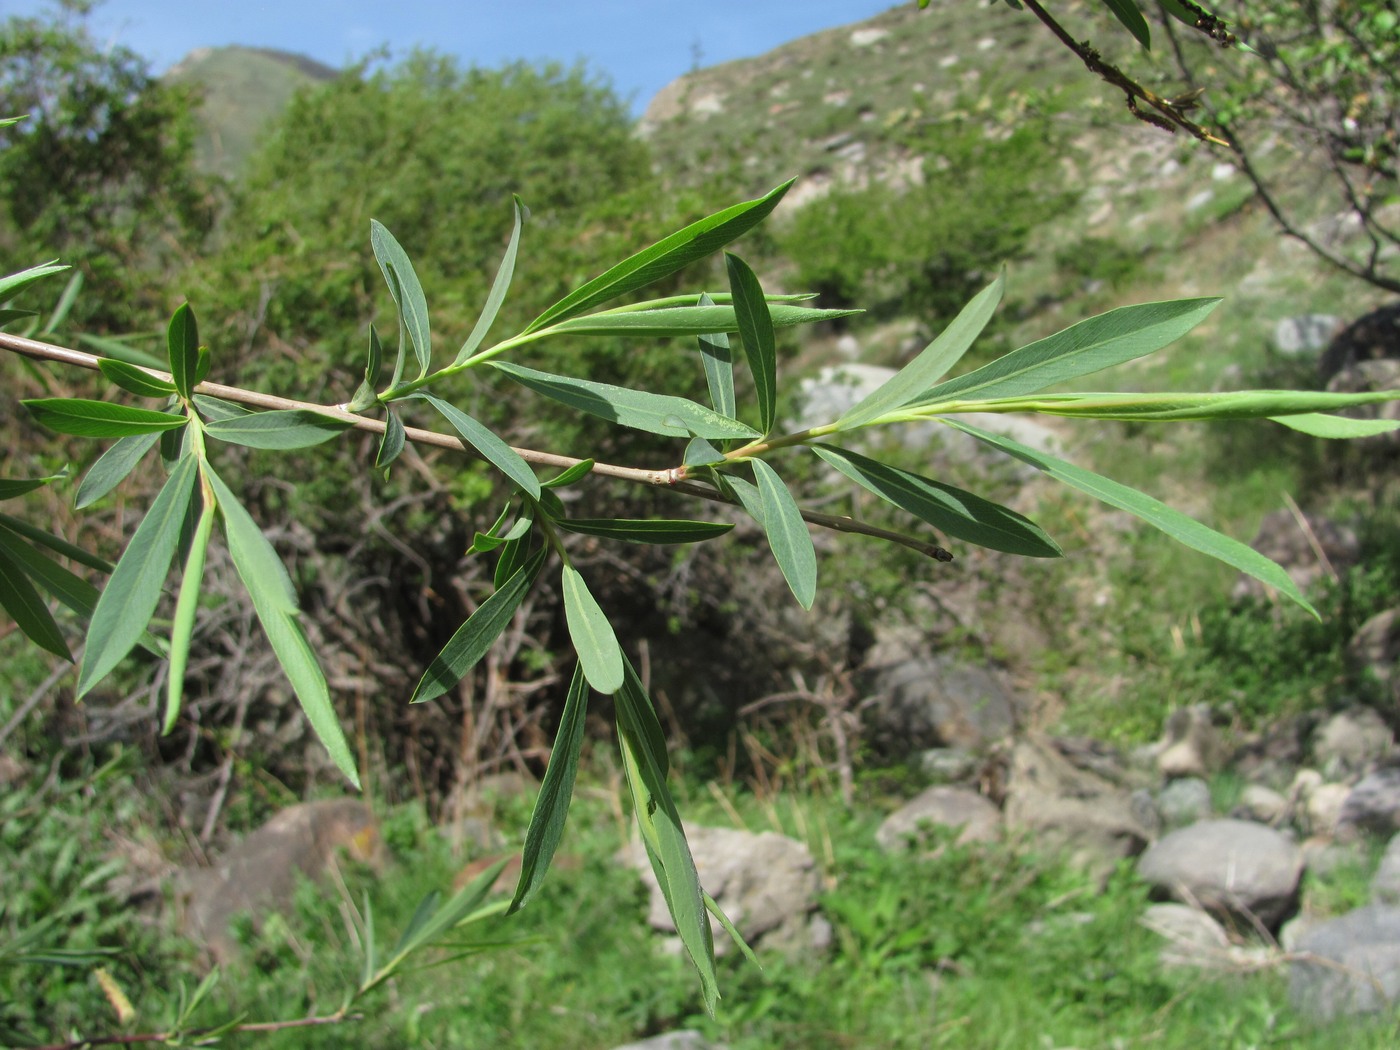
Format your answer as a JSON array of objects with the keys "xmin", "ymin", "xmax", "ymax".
[
  {"xmin": 470, "ymin": 513, "xmax": 531, "ymax": 554},
  {"xmin": 166, "ymin": 303, "xmax": 199, "ymax": 400},
  {"xmin": 420, "ymin": 395, "xmax": 540, "ymax": 499},
  {"xmin": 722, "ymin": 473, "xmax": 765, "ymax": 527},
  {"xmin": 561, "ymin": 563, "xmax": 624, "ymax": 694},
  {"xmin": 545, "ymin": 303, "xmax": 852, "ymax": 339},
  {"xmin": 0, "ymin": 259, "xmax": 68, "ymax": 299},
  {"xmin": 78, "ymin": 454, "xmax": 199, "ymax": 695},
  {"xmin": 0, "ymin": 540, "xmax": 70, "ymax": 658},
  {"xmin": 191, "ymin": 395, "xmax": 250, "ymax": 421},
  {"xmin": 813, "ymin": 444, "xmax": 1061, "ymax": 557},
  {"xmin": 39, "ymin": 269, "xmax": 83, "ymax": 336},
  {"xmin": 494, "ymin": 362, "xmax": 758, "ymax": 441},
  {"xmin": 0, "ymin": 512, "xmax": 112, "ymax": 573},
  {"xmin": 165, "ymin": 495, "xmax": 216, "ymax": 734},
  {"xmin": 510, "ymin": 664, "xmax": 588, "ymax": 913},
  {"xmin": 77, "ymin": 333, "xmax": 165, "ymax": 370},
  {"xmin": 23, "ymin": 398, "xmax": 188, "ymax": 438},
  {"xmin": 1102, "ymin": 0, "xmax": 1152, "ymax": 48},
  {"xmin": 1271, "ymin": 413, "xmax": 1400, "ymax": 438},
  {"xmin": 750, "ymin": 461, "xmax": 817, "ymax": 609},
  {"xmin": 725, "ymin": 253, "xmax": 777, "ymax": 434},
  {"xmin": 370, "ymin": 220, "xmax": 432, "ymax": 379},
  {"xmin": 97, "ymin": 359, "xmax": 177, "ymax": 399},
  {"xmin": 194, "ymin": 345, "xmax": 212, "ymax": 385},
  {"xmin": 557, "ymin": 518, "xmax": 734, "ymax": 544},
  {"xmin": 697, "ymin": 292, "xmax": 735, "ymax": 419},
  {"xmin": 360, "ymin": 892, "xmax": 377, "ymax": 990},
  {"xmin": 943, "ymin": 418, "xmax": 1317, "ymax": 615},
  {"xmin": 0, "ymin": 308, "xmax": 36, "ymax": 326},
  {"xmin": 0, "ymin": 522, "xmax": 99, "ymax": 620},
  {"xmin": 684, "ymin": 437, "xmax": 726, "ymax": 466},
  {"xmin": 493, "ymin": 533, "xmax": 533, "ymax": 590},
  {"xmin": 205, "ymin": 410, "xmax": 352, "ymax": 450},
  {"xmin": 347, "ymin": 326, "xmax": 385, "ymax": 413},
  {"xmin": 0, "ymin": 472, "xmax": 64, "ymax": 500},
  {"xmin": 412, "ymin": 548, "xmax": 547, "ymax": 703},
  {"xmin": 363, "ymin": 861, "xmax": 511, "ymax": 995},
  {"xmin": 541, "ymin": 460, "xmax": 594, "ymax": 488},
  {"xmin": 915, "ymin": 298, "xmax": 1221, "ymax": 406},
  {"xmin": 456, "ymin": 197, "xmax": 526, "ymax": 365},
  {"xmin": 526, "ymin": 180, "xmax": 794, "ymax": 334},
  {"xmin": 838, "ymin": 272, "xmax": 1004, "ymax": 429},
  {"xmin": 205, "ymin": 465, "xmax": 360, "ymax": 787},
  {"xmin": 953, "ymin": 388, "xmax": 1400, "ymax": 423},
  {"xmin": 389, "ymin": 860, "xmax": 507, "ymax": 958},
  {"xmin": 704, "ymin": 891, "xmax": 761, "ymax": 969},
  {"xmin": 377, "ymin": 410, "xmax": 405, "ymax": 471},
  {"xmin": 615, "ymin": 659, "xmax": 717, "ymax": 1014}
]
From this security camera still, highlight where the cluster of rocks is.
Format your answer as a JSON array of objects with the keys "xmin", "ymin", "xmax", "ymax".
[{"xmin": 869, "ymin": 702, "xmax": 1400, "ymax": 1025}]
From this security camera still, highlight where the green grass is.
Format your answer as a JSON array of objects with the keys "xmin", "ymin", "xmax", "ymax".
[{"xmin": 9, "ymin": 753, "xmax": 1400, "ymax": 1049}]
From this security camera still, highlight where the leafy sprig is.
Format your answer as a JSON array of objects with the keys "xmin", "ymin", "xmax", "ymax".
[{"xmin": 5, "ymin": 170, "xmax": 1400, "ymax": 1007}]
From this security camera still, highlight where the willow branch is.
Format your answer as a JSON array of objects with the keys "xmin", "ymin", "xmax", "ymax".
[
  {"xmin": 0, "ymin": 331, "xmax": 955, "ymax": 562},
  {"xmin": 1020, "ymin": 0, "xmax": 1230, "ymax": 146}
]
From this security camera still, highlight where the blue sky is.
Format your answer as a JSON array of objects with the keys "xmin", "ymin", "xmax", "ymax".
[{"xmin": 11, "ymin": 1, "xmax": 899, "ymax": 113}]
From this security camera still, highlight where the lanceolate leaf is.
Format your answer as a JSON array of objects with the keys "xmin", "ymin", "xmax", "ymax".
[
  {"xmin": 205, "ymin": 465, "xmax": 360, "ymax": 787},
  {"xmin": 751, "ymin": 460, "xmax": 817, "ymax": 609},
  {"xmin": 494, "ymin": 362, "xmax": 759, "ymax": 440},
  {"xmin": 456, "ymin": 196, "xmax": 526, "ymax": 365},
  {"xmin": 370, "ymin": 220, "xmax": 432, "ymax": 379},
  {"xmin": 166, "ymin": 303, "xmax": 200, "ymax": 401},
  {"xmin": 525, "ymin": 179, "xmax": 794, "ymax": 334},
  {"xmin": 838, "ymin": 272, "xmax": 1004, "ymax": 429},
  {"xmin": 541, "ymin": 460, "xmax": 594, "ymax": 488},
  {"xmin": 510, "ymin": 664, "xmax": 589, "ymax": 913},
  {"xmin": 0, "ymin": 512, "xmax": 112, "ymax": 573},
  {"xmin": 697, "ymin": 292, "xmax": 735, "ymax": 419},
  {"xmin": 725, "ymin": 253, "xmax": 777, "ymax": 435},
  {"xmin": 722, "ymin": 472, "xmax": 765, "ymax": 527},
  {"xmin": 0, "ymin": 539, "xmax": 70, "ymax": 658},
  {"xmin": 191, "ymin": 395, "xmax": 250, "ymax": 421},
  {"xmin": 412, "ymin": 548, "xmax": 547, "ymax": 704},
  {"xmin": 78, "ymin": 454, "xmax": 199, "ymax": 696},
  {"xmin": 1103, "ymin": 0, "xmax": 1152, "ymax": 48},
  {"xmin": 556, "ymin": 518, "xmax": 734, "ymax": 544},
  {"xmin": 684, "ymin": 437, "xmax": 726, "ymax": 466},
  {"xmin": 23, "ymin": 399, "xmax": 188, "ymax": 438},
  {"xmin": 1271, "ymin": 413, "xmax": 1400, "ymax": 438},
  {"xmin": 165, "ymin": 496, "xmax": 216, "ymax": 734},
  {"xmin": 0, "ymin": 473, "xmax": 64, "ymax": 500},
  {"xmin": 0, "ymin": 260, "xmax": 68, "ymax": 298},
  {"xmin": 544, "ymin": 303, "xmax": 853, "ymax": 338},
  {"xmin": 813, "ymin": 444, "xmax": 1061, "ymax": 558},
  {"xmin": 377, "ymin": 410, "xmax": 406, "ymax": 470},
  {"xmin": 96, "ymin": 359, "xmax": 177, "ymax": 399},
  {"xmin": 942, "ymin": 418, "xmax": 1317, "ymax": 615},
  {"xmin": 420, "ymin": 395, "xmax": 540, "ymax": 499},
  {"xmin": 0, "ymin": 522, "xmax": 99, "ymax": 620},
  {"xmin": 946, "ymin": 388, "xmax": 1400, "ymax": 423},
  {"xmin": 204, "ymin": 410, "xmax": 353, "ymax": 450},
  {"xmin": 914, "ymin": 298, "xmax": 1221, "ymax": 406},
  {"xmin": 363, "ymin": 860, "xmax": 510, "ymax": 995},
  {"xmin": 493, "ymin": 532, "xmax": 534, "ymax": 590},
  {"xmin": 614, "ymin": 659, "xmax": 718, "ymax": 1015},
  {"xmin": 561, "ymin": 563, "xmax": 624, "ymax": 694}
]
